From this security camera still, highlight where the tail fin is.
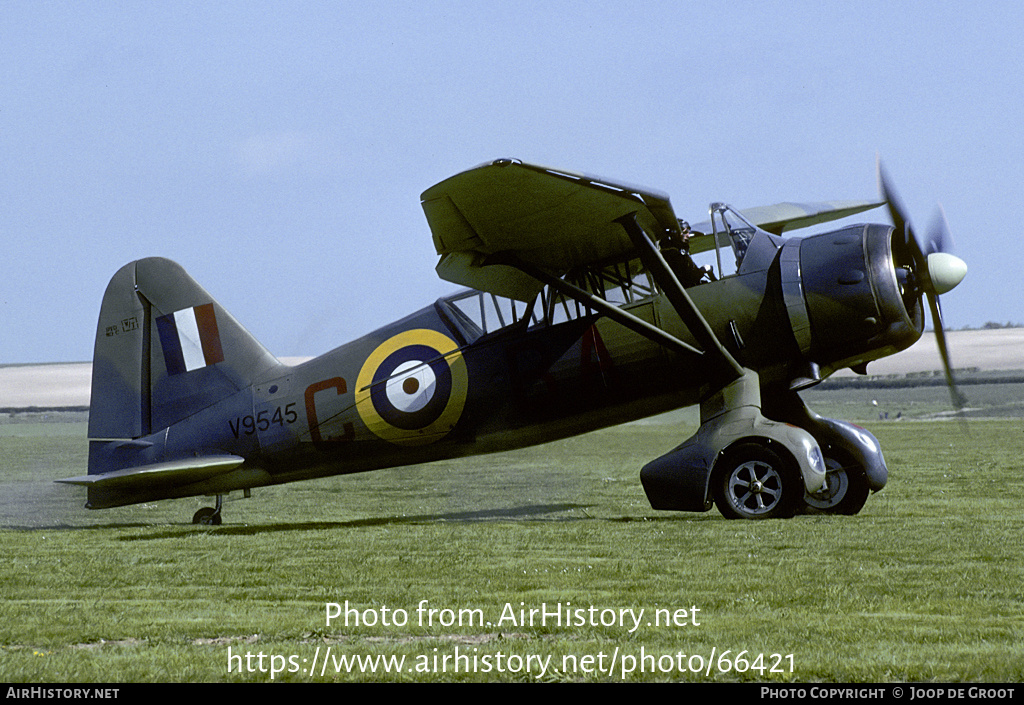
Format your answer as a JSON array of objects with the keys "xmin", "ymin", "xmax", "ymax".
[{"xmin": 89, "ymin": 257, "xmax": 281, "ymax": 440}]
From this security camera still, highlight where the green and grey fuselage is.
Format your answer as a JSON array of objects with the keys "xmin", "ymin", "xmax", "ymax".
[{"xmin": 71, "ymin": 220, "xmax": 923, "ymax": 511}]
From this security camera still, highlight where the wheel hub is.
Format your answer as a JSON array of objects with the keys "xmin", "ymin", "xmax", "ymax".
[
  {"xmin": 728, "ymin": 460, "xmax": 783, "ymax": 515},
  {"xmin": 713, "ymin": 442, "xmax": 801, "ymax": 520},
  {"xmin": 805, "ymin": 458, "xmax": 850, "ymax": 510}
]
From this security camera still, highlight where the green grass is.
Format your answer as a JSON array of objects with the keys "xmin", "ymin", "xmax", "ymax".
[{"xmin": 1, "ymin": 417, "xmax": 1022, "ymax": 682}]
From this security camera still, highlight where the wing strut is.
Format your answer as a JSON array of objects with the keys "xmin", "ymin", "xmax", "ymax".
[
  {"xmin": 614, "ymin": 212, "xmax": 745, "ymax": 383},
  {"xmin": 502, "ymin": 257, "xmax": 703, "ymax": 358}
]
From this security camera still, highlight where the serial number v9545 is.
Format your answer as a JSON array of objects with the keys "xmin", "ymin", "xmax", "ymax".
[{"xmin": 229, "ymin": 403, "xmax": 298, "ymax": 438}]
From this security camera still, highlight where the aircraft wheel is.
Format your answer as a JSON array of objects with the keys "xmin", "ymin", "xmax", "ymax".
[
  {"xmin": 713, "ymin": 442, "xmax": 800, "ymax": 520},
  {"xmin": 192, "ymin": 507, "xmax": 222, "ymax": 526},
  {"xmin": 804, "ymin": 456, "xmax": 870, "ymax": 515}
]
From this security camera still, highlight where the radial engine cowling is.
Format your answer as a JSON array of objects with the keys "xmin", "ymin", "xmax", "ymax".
[{"xmin": 796, "ymin": 223, "xmax": 925, "ymax": 374}]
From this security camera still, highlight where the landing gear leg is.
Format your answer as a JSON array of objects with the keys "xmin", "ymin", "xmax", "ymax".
[
  {"xmin": 762, "ymin": 388, "xmax": 885, "ymax": 515},
  {"xmin": 192, "ymin": 495, "xmax": 223, "ymax": 525},
  {"xmin": 641, "ymin": 369, "xmax": 824, "ymax": 518}
]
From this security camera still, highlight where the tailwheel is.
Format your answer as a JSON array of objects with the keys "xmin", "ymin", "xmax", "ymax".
[{"xmin": 192, "ymin": 495, "xmax": 224, "ymax": 525}]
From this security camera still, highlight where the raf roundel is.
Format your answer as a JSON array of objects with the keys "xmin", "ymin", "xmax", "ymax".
[{"xmin": 356, "ymin": 329, "xmax": 468, "ymax": 445}]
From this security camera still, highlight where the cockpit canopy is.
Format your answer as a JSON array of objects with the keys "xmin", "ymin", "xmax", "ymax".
[{"xmin": 688, "ymin": 203, "xmax": 782, "ymax": 279}]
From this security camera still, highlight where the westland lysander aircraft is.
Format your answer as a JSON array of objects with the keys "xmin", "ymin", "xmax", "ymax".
[{"xmin": 59, "ymin": 159, "xmax": 967, "ymax": 523}]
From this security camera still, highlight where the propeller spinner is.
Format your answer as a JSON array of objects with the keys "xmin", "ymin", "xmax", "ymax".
[{"xmin": 877, "ymin": 161, "xmax": 968, "ymax": 409}]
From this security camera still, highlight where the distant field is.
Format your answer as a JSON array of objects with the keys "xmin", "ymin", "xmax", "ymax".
[
  {"xmin": 3, "ymin": 328, "xmax": 1021, "ymax": 411},
  {"xmin": 1, "ymin": 417, "xmax": 1022, "ymax": 682},
  {"xmin": 802, "ymin": 373, "xmax": 1024, "ymax": 421}
]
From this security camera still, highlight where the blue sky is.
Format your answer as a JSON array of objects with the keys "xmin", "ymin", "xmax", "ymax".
[{"xmin": 3, "ymin": 1, "xmax": 1022, "ymax": 363}]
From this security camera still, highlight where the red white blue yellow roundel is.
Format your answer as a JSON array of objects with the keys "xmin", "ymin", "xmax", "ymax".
[{"xmin": 356, "ymin": 329, "xmax": 468, "ymax": 446}]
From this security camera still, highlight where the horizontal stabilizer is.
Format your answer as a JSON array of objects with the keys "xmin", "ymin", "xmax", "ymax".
[{"xmin": 56, "ymin": 455, "xmax": 244, "ymax": 490}]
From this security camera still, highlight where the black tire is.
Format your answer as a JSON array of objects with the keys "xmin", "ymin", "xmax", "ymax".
[
  {"xmin": 713, "ymin": 442, "xmax": 801, "ymax": 520},
  {"xmin": 803, "ymin": 455, "xmax": 870, "ymax": 515},
  {"xmin": 192, "ymin": 507, "xmax": 222, "ymax": 525}
]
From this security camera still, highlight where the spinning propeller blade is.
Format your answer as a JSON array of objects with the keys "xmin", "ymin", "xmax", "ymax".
[{"xmin": 877, "ymin": 160, "xmax": 968, "ymax": 411}]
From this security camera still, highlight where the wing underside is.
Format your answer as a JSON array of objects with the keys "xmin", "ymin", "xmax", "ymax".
[{"xmin": 421, "ymin": 159, "xmax": 681, "ymax": 300}]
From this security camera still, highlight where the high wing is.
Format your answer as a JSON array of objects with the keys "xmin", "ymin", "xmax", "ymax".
[
  {"xmin": 421, "ymin": 159, "xmax": 747, "ymax": 379},
  {"xmin": 421, "ymin": 158, "xmax": 884, "ymax": 295},
  {"xmin": 687, "ymin": 200, "xmax": 885, "ymax": 255},
  {"xmin": 421, "ymin": 159, "xmax": 682, "ymax": 301},
  {"xmin": 737, "ymin": 200, "xmax": 886, "ymax": 234}
]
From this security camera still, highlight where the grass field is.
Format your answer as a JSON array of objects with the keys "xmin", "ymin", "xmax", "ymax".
[{"xmin": 1, "ymin": 405, "xmax": 1022, "ymax": 682}]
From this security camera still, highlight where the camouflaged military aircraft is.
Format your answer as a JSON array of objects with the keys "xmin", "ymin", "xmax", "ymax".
[{"xmin": 58, "ymin": 159, "xmax": 967, "ymax": 523}]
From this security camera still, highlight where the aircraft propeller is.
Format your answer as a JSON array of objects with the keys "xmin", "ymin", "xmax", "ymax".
[{"xmin": 877, "ymin": 161, "xmax": 968, "ymax": 410}]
